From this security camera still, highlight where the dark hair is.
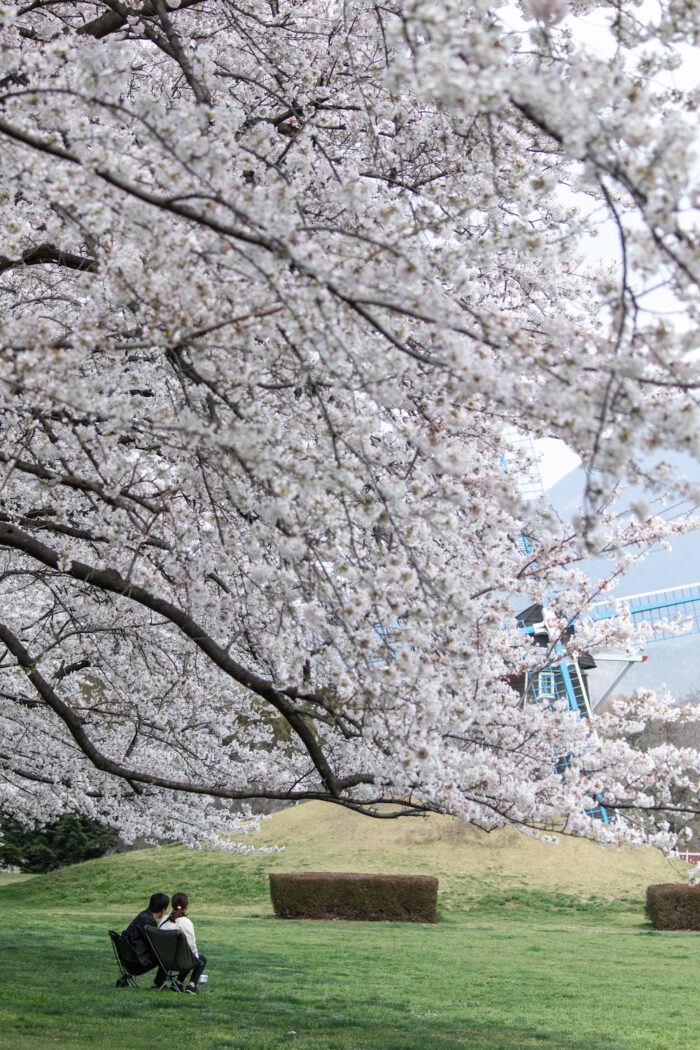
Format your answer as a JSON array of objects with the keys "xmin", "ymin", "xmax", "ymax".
[
  {"xmin": 149, "ymin": 892, "xmax": 170, "ymax": 913},
  {"xmin": 166, "ymin": 891, "xmax": 189, "ymax": 924}
]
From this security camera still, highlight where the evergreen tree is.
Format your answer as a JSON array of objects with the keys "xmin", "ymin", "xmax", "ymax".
[{"xmin": 0, "ymin": 813, "xmax": 116, "ymax": 874}]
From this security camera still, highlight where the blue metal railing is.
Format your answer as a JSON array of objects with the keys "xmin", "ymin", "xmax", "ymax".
[{"xmin": 590, "ymin": 582, "xmax": 700, "ymax": 641}]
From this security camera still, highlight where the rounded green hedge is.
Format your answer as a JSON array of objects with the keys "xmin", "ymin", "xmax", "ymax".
[
  {"xmin": 269, "ymin": 871, "xmax": 439, "ymax": 922},
  {"xmin": 646, "ymin": 883, "xmax": 700, "ymax": 930}
]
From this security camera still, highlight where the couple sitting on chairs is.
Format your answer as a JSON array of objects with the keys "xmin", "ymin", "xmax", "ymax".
[{"xmin": 112, "ymin": 891, "xmax": 207, "ymax": 994}]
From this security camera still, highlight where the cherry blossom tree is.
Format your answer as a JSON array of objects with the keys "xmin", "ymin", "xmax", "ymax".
[{"xmin": 1, "ymin": 0, "xmax": 700, "ymax": 848}]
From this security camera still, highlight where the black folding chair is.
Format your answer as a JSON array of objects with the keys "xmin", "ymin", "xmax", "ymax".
[
  {"xmin": 109, "ymin": 930, "xmax": 141, "ymax": 988},
  {"xmin": 145, "ymin": 927, "xmax": 198, "ymax": 992}
]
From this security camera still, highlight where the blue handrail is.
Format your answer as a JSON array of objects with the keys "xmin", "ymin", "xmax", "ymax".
[{"xmin": 590, "ymin": 583, "xmax": 700, "ymax": 641}]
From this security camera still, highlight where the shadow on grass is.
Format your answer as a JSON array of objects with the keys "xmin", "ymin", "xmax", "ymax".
[
  {"xmin": 208, "ymin": 1009, "xmax": 632, "ymax": 1050},
  {"xmin": 3, "ymin": 994, "xmax": 633, "ymax": 1050},
  {"xmin": 4, "ymin": 959, "xmax": 633, "ymax": 1050}
]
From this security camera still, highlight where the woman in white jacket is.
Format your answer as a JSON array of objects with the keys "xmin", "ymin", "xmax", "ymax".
[{"xmin": 159, "ymin": 892, "xmax": 207, "ymax": 993}]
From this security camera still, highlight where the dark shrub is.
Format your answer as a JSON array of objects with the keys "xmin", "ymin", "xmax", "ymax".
[
  {"xmin": 269, "ymin": 871, "xmax": 438, "ymax": 922},
  {"xmin": 646, "ymin": 883, "xmax": 700, "ymax": 930},
  {"xmin": 0, "ymin": 812, "xmax": 116, "ymax": 873}
]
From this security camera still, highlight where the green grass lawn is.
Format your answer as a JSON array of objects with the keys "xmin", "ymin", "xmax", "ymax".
[
  {"xmin": 3, "ymin": 841, "xmax": 699, "ymax": 1050},
  {"xmin": 4, "ymin": 900, "xmax": 699, "ymax": 1050}
]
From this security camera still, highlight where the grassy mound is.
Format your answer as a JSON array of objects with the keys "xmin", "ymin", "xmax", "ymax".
[
  {"xmin": 247, "ymin": 802, "xmax": 686, "ymax": 906},
  {"xmin": 2, "ymin": 801, "xmax": 689, "ymax": 917}
]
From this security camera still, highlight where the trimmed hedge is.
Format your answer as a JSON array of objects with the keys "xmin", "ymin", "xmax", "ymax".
[
  {"xmin": 646, "ymin": 883, "xmax": 700, "ymax": 930},
  {"xmin": 269, "ymin": 871, "xmax": 439, "ymax": 923}
]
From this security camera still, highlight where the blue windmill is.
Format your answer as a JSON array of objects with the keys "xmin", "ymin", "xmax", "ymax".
[
  {"xmin": 516, "ymin": 590, "xmax": 700, "ymax": 822},
  {"xmin": 504, "ymin": 434, "xmax": 700, "ymax": 819},
  {"xmin": 503, "ymin": 431, "xmax": 700, "ymax": 711},
  {"xmin": 517, "ymin": 603, "xmax": 595, "ymax": 718},
  {"xmin": 517, "ymin": 585, "xmax": 700, "ymax": 717}
]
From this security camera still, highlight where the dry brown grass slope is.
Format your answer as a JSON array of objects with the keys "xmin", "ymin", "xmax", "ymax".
[{"xmin": 246, "ymin": 801, "xmax": 690, "ymax": 904}]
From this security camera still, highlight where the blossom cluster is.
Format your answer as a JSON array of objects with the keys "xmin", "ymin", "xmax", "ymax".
[{"xmin": 0, "ymin": 0, "xmax": 699, "ymax": 849}]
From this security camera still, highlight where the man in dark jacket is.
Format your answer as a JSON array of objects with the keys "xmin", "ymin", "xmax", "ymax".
[{"xmin": 116, "ymin": 892, "xmax": 170, "ymax": 988}]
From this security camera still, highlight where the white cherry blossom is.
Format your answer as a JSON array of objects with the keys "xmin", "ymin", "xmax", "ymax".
[{"xmin": 0, "ymin": 1, "xmax": 699, "ymax": 849}]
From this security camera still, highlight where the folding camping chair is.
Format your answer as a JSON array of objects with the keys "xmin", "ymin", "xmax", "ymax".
[
  {"xmin": 145, "ymin": 927, "xmax": 198, "ymax": 993},
  {"xmin": 109, "ymin": 929, "xmax": 142, "ymax": 988}
]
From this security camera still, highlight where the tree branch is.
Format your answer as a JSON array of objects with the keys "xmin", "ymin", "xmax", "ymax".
[
  {"xmin": 0, "ymin": 521, "xmax": 345, "ymax": 798},
  {"xmin": 0, "ymin": 453, "xmax": 164, "ymax": 516},
  {"xmin": 0, "ymin": 620, "xmax": 395, "ymax": 811},
  {"xmin": 77, "ymin": 0, "xmax": 208, "ymax": 40},
  {"xmin": 0, "ymin": 243, "xmax": 96, "ymax": 275},
  {"xmin": 152, "ymin": 0, "xmax": 211, "ymax": 105}
]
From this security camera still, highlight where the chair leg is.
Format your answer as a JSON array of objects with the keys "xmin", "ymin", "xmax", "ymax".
[
  {"xmin": 160, "ymin": 974, "xmax": 182, "ymax": 992},
  {"xmin": 110, "ymin": 934, "xmax": 140, "ymax": 989},
  {"xmin": 116, "ymin": 970, "xmax": 138, "ymax": 988}
]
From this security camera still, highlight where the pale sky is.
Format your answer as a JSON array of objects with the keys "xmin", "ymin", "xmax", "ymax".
[{"xmin": 535, "ymin": 438, "xmax": 581, "ymax": 489}]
